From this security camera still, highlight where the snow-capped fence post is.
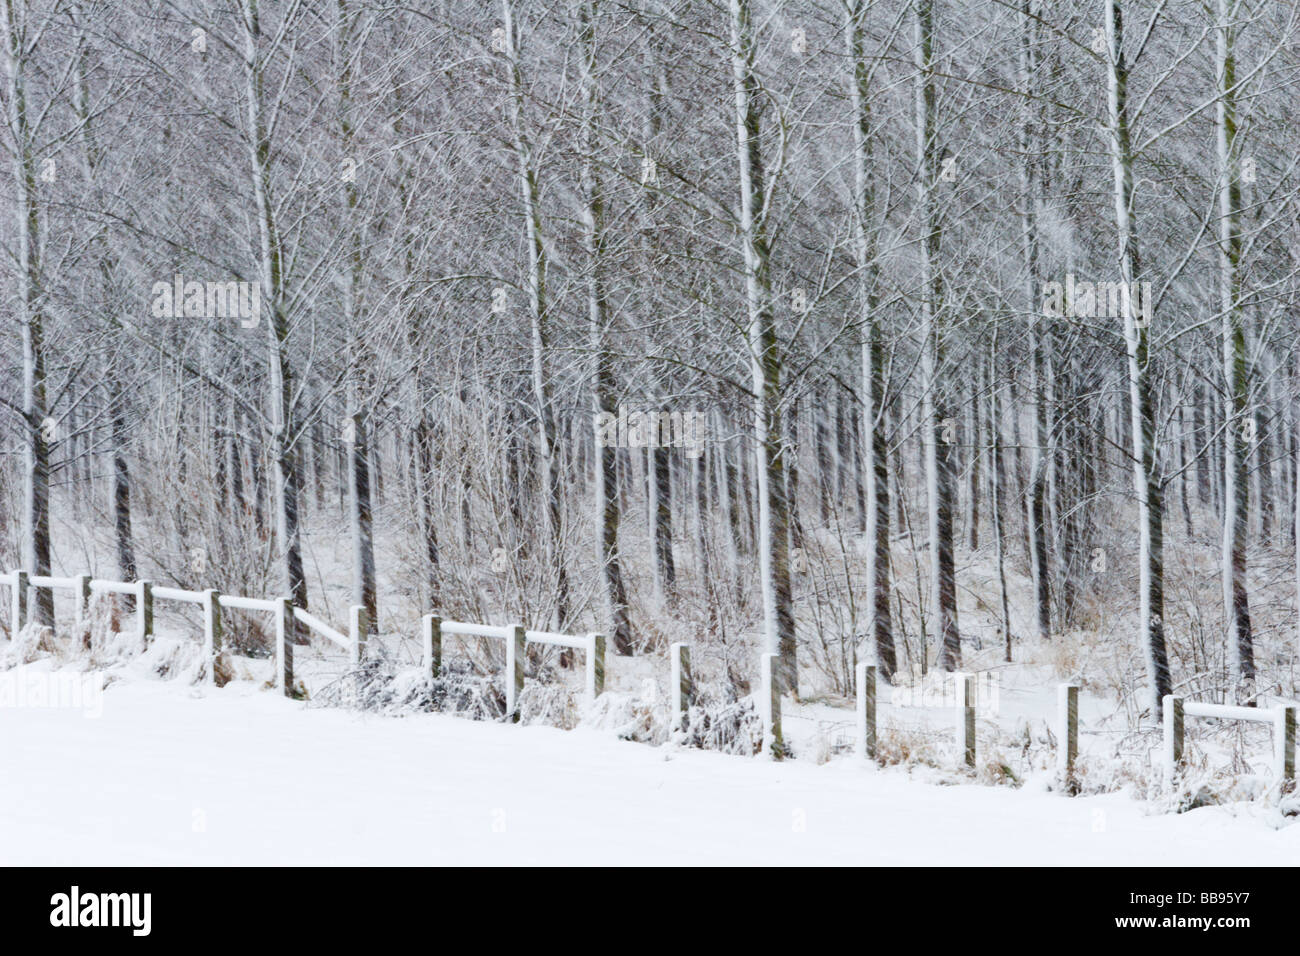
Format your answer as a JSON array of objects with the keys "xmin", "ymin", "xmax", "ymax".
[
  {"xmin": 761, "ymin": 652, "xmax": 784, "ymax": 759},
  {"xmin": 671, "ymin": 642, "xmax": 692, "ymax": 733},
  {"xmin": 134, "ymin": 579, "xmax": 153, "ymax": 644},
  {"xmin": 274, "ymin": 596, "xmax": 294, "ymax": 697},
  {"xmin": 1276, "ymin": 705, "xmax": 1296, "ymax": 784},
  {"xmin": 586, "ymin": 632, "xmax": 605, "ymax": 701},
  {"xmin": 73, "ymin": 574, "xmax": 91, "ymax": 631},
  {"xmin": 422, "ymin": 614, "xmax": 441, "ymax": 679},
  {"xmin": 9, "ymin": 569, "xmax": 28, "ymax": 635},
  {"xmin": 348, "ymin": 605, "xmax": 368, "ymax": 666},
  {"xmin": 856, "ymin": 662, "xmax": 877, "ymax": 761},
  {"xmin": 1162, "ymin": 694, "xmax": 1184, "ymax": 782},
  {"xmin": 957, "ymin": 673, "xmax": 976, "ymax": 769},
  {"xmin": 1058, "ymin": 683, "xmax": 1079, "ymax": 782},
  {"xmin": 507, "ymin": 624, "xmax": 525, "ymax": 720},
  {"xmin": 203, "ymin": 589, "xmax": 223, "ymax": 686}
]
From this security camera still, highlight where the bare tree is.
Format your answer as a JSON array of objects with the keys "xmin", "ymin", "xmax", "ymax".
[
  {"xmin": 1104, "ymin": 0, "xmax": 1170, "ymax": 715},
  {"xmin": 729, "ymin": 0, "xmax": 796, "ymax": 696}
]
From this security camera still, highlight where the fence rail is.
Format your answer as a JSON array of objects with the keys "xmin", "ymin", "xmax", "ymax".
[
  {"xmin": 29, "ymin": 574, "xmax": 74, "ymax": 589},
  {"xmin": 1, "ymin": 568, "xmax": 605, "ymax": 717},
  {"xmin": 15, "ymin": 565, "xmax": 1290, "ymax": 783},
  {"xmin": 1163, "ymin": 694, "xmax": 1296, "ymax": 786},
  {"xmin": 291, "ymin": 606, "xmax": 349, "ymax": 649},
  {"xmin": 151, "ymin": 586, "xmax": 205, "ymax": 604},
  {"xmin": 430, "ymin": 617, "xmax": 605, "ymax": 716},
  {"xmin": 90, "ymin": 579, "xmax": 137, "ymax": 596}
]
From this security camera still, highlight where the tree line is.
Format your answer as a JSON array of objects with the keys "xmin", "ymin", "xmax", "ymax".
[{"xmin": 3, "ymin": 0, "xmax": 1299, "ymax": 718}]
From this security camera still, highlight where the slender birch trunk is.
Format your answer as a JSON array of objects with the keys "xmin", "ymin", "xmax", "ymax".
[
  {"xmin": 338, "ymin": 0, "xmax": 376, "ymax": 633},
  {"xmin": 502, "ymin": 0, "xmax": 570, "ymax": 630},
  {"xmin": 729, "ymin": 0, "xmax": 796, "ymax": 696},
  {"xmin": 990, "ymin": 327, "xmax": 1013, "ymax": 661},
  {"xmin": 966, "ymin": 366, "xmax": 980, "ymax": 551},
  {"xmin": 695, "ymin": 445, "xmax": 717, "ymax": 630},
  {"xmin": 1194, "ymin": 383, "xmax": 1210, "ymax": 503},
  {"xmin": 414, "ymin": 414, "xmax": 440, "ymax": 608},
  {"xmin": 835, "ymin": 390, "xmax": 851, "ymax": 511},
  {"xmin": 639, "ymin": 11, "xmax": 675, "ymax": 604},
  {"xmin": 816, "ymin": 395, "xmax": 832, "ymax": 525},
  {"xmin": 1295, "ymin": 355, "xmax": 1300, "ymax": 652},
  {"xmin": 1105, "ymin": 0, "xmax": 1170, "ymax": 716},
  {"xmin": 715, "ymin": 408, "xmax": 742, "ymax": 590},
  {"xmin": 1021, "ymin": 0, "xmax": 1051, "ymax": 642},
  {"xmin": 653, "ymin": 443, "xmax": 675, "ymax": 595},
  {"xmin": 1216, "ymin": 0, "xmax": 1254, "ymax": 700},
  {"xmin": 847, "ymin": 0, "xmax": 895, "ymax": 680},
  {"xmin": 112, "ymin": 393, "xmax": 136, "ymax": 582},
  {"xmin": 1255, "ymin": 375, "xmax": 1274, "ymax": 545},
  {"xmin": 915, "ymin": 0, "xmax": 960, "ymax": 671},
  {"xmin": 242, "ymin": 0, "xmax": 308, "ymax": 624},
  {"xmin": 580, "ymin": 0, "xmax": 631, "ymax": 654},
  {"xmin": 3, "ymin": 0, "xmax": 52, "ymax": 626}
]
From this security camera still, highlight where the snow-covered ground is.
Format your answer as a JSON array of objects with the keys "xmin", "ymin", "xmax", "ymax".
[
  {"xmin": 7, "ymin": 500, "xmax": 1295, "ymax": 864},
  {"xmin": 3, "ymin": 669, "xmax": 1295, "ymax": 865}
]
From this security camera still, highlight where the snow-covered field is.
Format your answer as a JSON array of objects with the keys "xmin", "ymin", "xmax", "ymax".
[
  {"xmin": 3, "ymin": 669, "xmax": 1296, "ymax": 865},
  {"xmin": 4, "ymin": 504, "xmax": 1294, "ymax": 865}
]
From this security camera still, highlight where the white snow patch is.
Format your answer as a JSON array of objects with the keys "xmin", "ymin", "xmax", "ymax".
[{"xmin": 1, "ymin": 670, "xmax": 1295, "ymax": 865}]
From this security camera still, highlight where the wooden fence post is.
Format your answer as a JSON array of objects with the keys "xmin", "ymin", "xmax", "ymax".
[
  {"xmin": 349, "ymin": 605, "xmax": 368, "ymax": 666},
  {"xmin": 670, "ymin": 642, "xmax": 692, "ymax": 733},
  {"xmin": 73, "ymin": 574, "xmax": 91, "ymax": 632},
  {"xmin": 422, "ymin": 614, "xmax": 441, "ymax": 679},
  {"xmin": 856, "ymin": 662, "xmax": 877, "ymax": 761},
  {"xmin": 957, "ymin": 673, "xmax": 976, "ymax": 769},
  {"xmin": 506, "ymin": 624, "xmax": 525, "ymax": 721},
  {"xmin": 135, "ymin": 579, "xmax": 153, "ymax": 644},
  {"xmin": 274, "ymin": 597, "xmax": 294, "ymax": 697},
  {"xmin": 586, "ymin": 632, "xmax": 605, "ymax": 701},
  {"xmin": 761, "ymin": 652, "xmax": 784, "ymax": 759},
  {"xmin": 1058, "ymin": 683, "xmax": 1079, "ymax": 782},
  {"xmin": 10, "ymin": 569, "xmax": 28, "ymax": 636},
  {"xmin": 203, "ymin": 590, "xmax": 224, "ymax": 687},
  {"xmin": 1276, "ymin": 704, "xmax": 1296, "ymax": 784},
  {"xmin": 1163, "ymin": 694, "xmax": 1184, "ymax": 782}
]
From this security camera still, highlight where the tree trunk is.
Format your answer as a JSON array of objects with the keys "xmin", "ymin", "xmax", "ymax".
[
  {"xmin": 990, "ymin": 330, "xmax": 1013, "ymax": 661},
  {"xmin": 653, "ymin": 443, "xmax": 675, "ymax": 596},
  {"xmin": 346, "ymin": 406, "xmax": 377, "ymax": 631},
  {"xmin": 1194, "ymin": 383, "xmax": 1210, "ymax": 504},
  {"xmin": 816, "ymin": 393, "xmax": 832, "ymax": 525},
  {"xmin": 502, "ymin": 0, "xmax": 569, "ymax": 630},
  {"xmin": 338, "ymin": 1, "xmax": 377, "ymax": 634},
  {"xmin": 847, "ymin": 0, "xmax": 895, "ymax": 679},
  {"xmin": 1021, "ymin": 0, "xmax": 1051, "ymax": 643},
  {"xmin": 415, "ymin": 414, "xmax": 440, "ymax": 609},
  {"xmin": 915, "ymin": 0, "xmax": 960, "ymax": 671},
  {"xmin": 1216, "ymin": 0, "xmax": 1253, "ymax": 700},
  {"xmin": 580, "ymin": 0, "xmax": 632, "ymax": 654},
  {"xmin": 112, "ymin": 393, "xmax": 136, "ymax": 584},
  {"xmin": 787, "ymin": 395, "xmax": 804, "ymax": 548},
  {"xmin": 965, "ymin": 360, "xmax": 980, "ymax": 551},
  {"xmin": 3, "ymin": 0, "xmax": 53, "ymax": 626},
  {"xmin": 241, "ymin": 0, "xmax": 309, "ymax": 634},
  {"xmin": 729, "ymin": 0, "xmax": 796, "ymax": 697},
  {"xmin": 1105, "ymin": 0, "xmax": 1170, "ymax": 716}
]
